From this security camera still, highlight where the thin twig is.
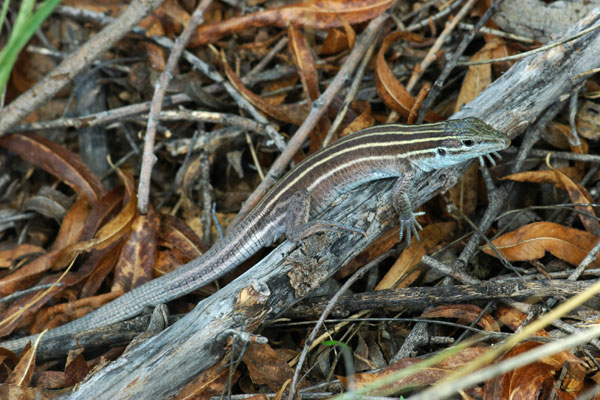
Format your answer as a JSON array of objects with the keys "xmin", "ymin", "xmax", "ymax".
[
  {"xmin": 461, "ymin": 22, "xmax": 600, "ymax": 66},
  {"xmin": 143, "ymin": 110, "xmax": 267, "ymax": 134},
  {"xmin": 157, "ymin": 129, "xmax": 201, "ymax": 210},
  {"xmin": 53, "ymin": 4, "xmax": 288, "ymax": 152},
  {"xmin": 405, "ymin": 0, "xmax": 465, "ymax": 31},
  {"xmin": 247, "ymin": 37, "xmax": 288, "ymax": 77},
  {"xmin": 230, "ymin": 12, "xmax": 389, "ymax": 227},
  {"xmin": 502, "ymin": 147, "xmax": 600, "ymax": 163},
  {"xmin": 416, "ymin": 0, "xmax": 505, "ymax": 122},
  {"xmin": 181, "ymin": 49, "xmax": 287, "ymax": 152},
  {"xmin": 138, "ymin": 0, "xmax": 214, "ymax": 214},
  {"xmin": 411, "ymin": 324, "xmax": 600, "ymax": 399},
  {"xmin": 322, "ymin": 40, "xmax": 377, "ymax": 147},
  {"xmin": 288, "ymin": 251, "xmax": 394, "ymax": 400},
  {"xmin": 7, "ymin": 104, "xmax": 268, "ymax": 134},
  {"xmin": 457, "ymin": 22, "xmax": 535, "ymax": 43},
  {"xmin": 406, "ymin": 0, "xmax": 478, "ymax": 93},
  {"xmin": 0, "ymin": 0, "xmax": 164, "ymax": 135}
]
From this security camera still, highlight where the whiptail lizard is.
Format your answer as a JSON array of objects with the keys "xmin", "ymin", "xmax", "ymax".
[{"xmin": 1, "ymin": 117, "xmax": 510, "ymax": 353}]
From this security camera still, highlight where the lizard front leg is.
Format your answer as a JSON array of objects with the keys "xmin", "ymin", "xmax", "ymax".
[{"xmin": 392, "ymin": 171, "xmax": 425, "ymax": 246}]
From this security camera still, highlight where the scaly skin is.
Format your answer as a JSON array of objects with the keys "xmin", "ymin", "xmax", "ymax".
[{"xmin": 0, "ymin": 118, "xmax": 510, "ymax": 353}]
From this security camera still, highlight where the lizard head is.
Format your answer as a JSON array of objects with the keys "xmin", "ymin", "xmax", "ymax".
[{"xmin": 417, "ymin": 117, "xmax": 511, "ymax": 171}]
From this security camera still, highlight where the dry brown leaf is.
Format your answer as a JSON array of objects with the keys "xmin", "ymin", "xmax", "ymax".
[
  {"xmin": 49, "ymin": 196, "xmax": 89, "ymax": 252},
  {"xmin": 0, "ymin": 251, "xmax": 64, "ymax": 298},
  {"xmin": 5, "ymin": 342, "xmax": 35, "ymax": 386},
  {"xmin": 0, "ymin": 385, "xmax": 44, "ymax": 399},
  {"xmin": 144, "ymin": 42, "xmax": 168, "ymax": 72},
  {"xmin": 10, "ymin": 55, "xmax": 38, "ymax": 94},
  {"xmin": 190, "ymin": 0, "xmax": 393, "ymax": 47},
  {"xmin": 111, "ymin": 208, "xmax": 160, "ymax": 293},
  {"xmin": 80, "ymin": 185, "xmax": 126, "ymax": 241},
  {"xmin": 577, "ymin": 100, "xmax": 600, "ymax": 141},
  {"xmin": 548, "ymin": 161, "xmax": 600, "ymax": 234},
  {"xmin": 502, "ymin": 168, "xmax": 581, "ymax": 185},
  {"xmin": 242, "ymin": 343, "xmax": 295, "ymax": 391},
  {"xmin": 0, "ymin": 174, "xmax": 133, "ymax": 327},
  {"xmin": 342, "ymin": 101, "xmax": 375, "ymax": 135},
  {"xmin": 174, "ymin": 358, "xmax": 240, "ymax": 399},
  {"xmin": 61, "ymin": 0, "xmax": 123, "ymax": 15},
  {"xmin": 288, "ymin": 25, "xmax": 329, "ymax": 150},
  {"xmin": 482, "ymin": 222, "xmax": 600, "ymax": 268},
  {"xmin": 0, "ymin": 133, "xmax": 105, "ymax": 204},
  {"xmin": 341, "ymin": 17, "xmax": 356, "ymax": 50},
  {"xmin": 288, "ymin": 25, "xmax": 319, "ymax": 103},
  {"xmin": 34, "ymin": 370, "xmax": 69, "ymax": 389},
  {"xmin": 422, "ymin": 304, "xmax": 500, "ymax": 332},
  {"xmin": 495, "ymin": 304, "xmax": 528, "ymax": 332},
  {"xmin": 156, "ymin": 215, "xmax": 206, "ymax": 274},
  {"xmin": 261, "ymin": 75, "xmax": 299, "ymax": 106},
  {"xmin": 542, "ymin": 122, "xmax": 571, "ymax": 150},
  {"xmin": 0, "ymin": 347, "xmax": 18, "ymax": 370},
  {"xmin": 0, "ymin": 245, "xmax": 46, "ymax": 269},
  {"xmin": 339, "ymin": 347, "xmax": 488, "ymax": 395},
  {"xmin": 495, "ymin": 304, "xmax": 588, "ymax": 390},
  {"xmin": 320, "ymin": 28, "xmax": 350, "ymax": 55},
  {"xmin": 154, "ymin": 0, "xmax": 191, "ymax": 30},
  {"xmin": 483, "ymin": 341, "xmax": 585, "ymax": 399},
  {"xmin": 495, "ymin": 304, "xmax": 549, "ymax": 337},
  {"xmin": 447, "ymin": 163, "xmax": 480, "ymax": 218},
  {"xmin": 375, "ymin": 222, "xmax": 455, "ymax": 290},
  {"xmin": 337, "ymin": 225, "xmax": 400, "ymax": 279},
  {"xmin": 501, "ymin": 163, "xmax": 596, "ymax": 233},
  {"xmin": 487, "ymin": 38, "xmax": 514, "ymax": 76},
  {"xmin": 27, "ymin": 291, "xmax": 121, "ymax": 336},
  {"xmin": 75, "ymin": 170, "xmax": 137, "ymax": 252},
  {"xmin": 547, "ymin": 121, "xmax": 590, "ymax": 174},
  {"xmin": 139, "ymin": 3, "xmax": 170, "ymax": 71},
  {"xmin": 64, "ymin": 351, "xmax": 89, "ymax": 387},
  {"xmin": 0, "ymin": 250, "xmax": 86, "ymax": 336},
  {"xmin": 223, "ymin": 56, "xmax": 307, "ymax": 124},
  {"xmin": 155, "ymin": 251, "xmax": 182, "ymax": 279},
  {"xmin": 454, "ymin": 41, "xmax": 497, "ymax": 113},
  {"xmin": 240, "ymin": 30, "xmax": 287, "ymax": 52},
  {"xmin": 0, "ymin": 252, "xmax": 121, "ymax": 337},
  {"xmin": 563, "ymin": 123, "xmax": 589, "ymax": 156},
  {"xmin": 375, "ymin": 31, "xmax": 442, "ymax": 122},
  {"xmin": 0, "ymin": 191, "xmax": 128, "ymax": 323},
  {"xmin": 484, "ymin": 349, "xmax": 556, "ymax": 399},
  {"xmin": 80, "ymin": 242, "xmax": 123, "ymax": 298}
]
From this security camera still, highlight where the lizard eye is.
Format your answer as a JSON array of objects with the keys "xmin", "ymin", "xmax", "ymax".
[
  {"xmin": 437, "ymin": 148, "xmax": 447, "ymax": 156},
  {"xmin": 462, "ymin": 139, "xmax": 475, "ymax": 147}
]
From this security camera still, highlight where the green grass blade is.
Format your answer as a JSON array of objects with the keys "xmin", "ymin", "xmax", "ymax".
[{"xmin": 0, "ymin": 0, "xmax": 62, "ymax": 97}]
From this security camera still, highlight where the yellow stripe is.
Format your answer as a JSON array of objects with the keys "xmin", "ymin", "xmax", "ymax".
[
  {"xmin": 251, "ymin": 120, "xmax": 505, "ymax": 214},
  {"xmin": 259, "ymin": 143, "xmax": 444, "ymax": 211},
  {"xmin": 292, "ymin": 133, "xmax": 455, "ymax": 176}
]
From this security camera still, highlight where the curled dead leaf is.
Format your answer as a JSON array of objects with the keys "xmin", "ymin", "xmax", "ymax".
[
  {"xmin": 0, "ymin": 133, "xmax": 105, "ymax": 204},
  {"xmin": 422, "ymin": 304, "xmax": 500, "ymax": 332},
  {"xmin": 288, "ymin": 25, "xmax": 319, "ymax": 103},
  {"xmin": 190, "ymin": 0, "xmax": 393, "ymax": 47},
  {"xmin": 375, "ymin": 222, "xmax": 455, "ymax": 290},
  {"xmin": 375, "ymin": 31, "xmax": 442, "ymax": 122},
  {"xmin": 482, "ymin": 222, "xmax": 600, "ymax": 268},
  {"xmin": 547, "ymin": 159, "xmax": 600, "ymax": 234},
  {"xmin": 111, "ymin": 208, "xmax": 160, "ymax": 293},
  {"xmin": 223, "ymin": 56, "xmax": 307, "ymax": 124},
  {"xmin": 339, "ymin": 347, "xmax": 488, "ymax": 395}
]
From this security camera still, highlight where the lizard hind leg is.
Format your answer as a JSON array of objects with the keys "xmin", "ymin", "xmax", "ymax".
[{"xmin": 281, "ymin": 189, "xmax": 365, "ymax": 244}]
